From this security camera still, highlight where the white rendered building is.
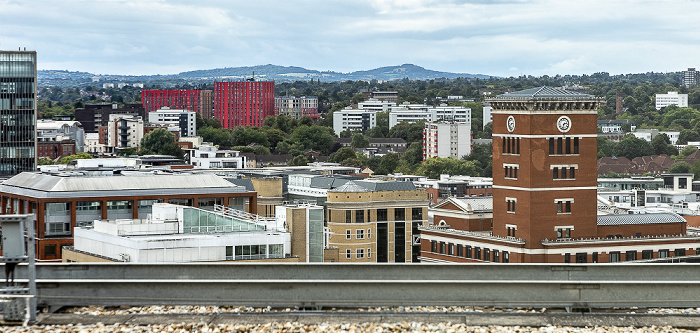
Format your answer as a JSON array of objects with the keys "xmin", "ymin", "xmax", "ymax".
[
  {"xmin": 389, "ymin": 103, "xmax": 471, "ymax": 129},
  {"xmin": 37, "ymin": 120, "xmax": 85, "ymax": 152},
  {"xmin": 84, "ymin": 132, "xmax": 105, "ymax": 154},
  {"xmin": 148, "ymin": 107, "xmax": 197, "ymax": 137},
  {"xmin": 72, "ymin": 203, "xmax": 290, "ymax": 263},
  {"xmin": 274, "ymin": 96, "xmax": 319, "ymax": 119},
  {"xmin": 423, "ymin": 122, "xmax": 472, "ymax": 161},
  {"xmin": 357, "ymin": 98, "xmax": 396, "ymax": 112},
  {"xmin": 482, "ymin": 105, "xmax": 492, "ymax": 130},
  {"xmin": 107, "ymin": 114, "xmax": 144, "ymax": 151},
  {"xmin": 633, "ymin": 129, "xmax": 680, "ymax": 145},
  {"xmin": 187, "ymin": 143, "xmax": 246, "ymax": 169},
  {"xmin": 683, "ymin": 68, "xmax": 699, "ymax": 87},
  {"xmin": 655, "ymin": 92, "xmax": 688, "ymax": 110},
  {"xmin": 332, "ymin": 107, "xmax": 377, "ymax": 135}
]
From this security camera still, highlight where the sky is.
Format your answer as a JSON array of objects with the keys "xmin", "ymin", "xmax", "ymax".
[{"xmin": 2, "ymin": 0, "xmax": 700, "ymax": 77}]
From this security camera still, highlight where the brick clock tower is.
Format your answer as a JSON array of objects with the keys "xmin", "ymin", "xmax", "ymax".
[{"xmin": 488, "ymin": 87, "xmax": 601, "ymax": 262}]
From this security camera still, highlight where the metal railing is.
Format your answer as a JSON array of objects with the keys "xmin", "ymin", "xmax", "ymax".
[
  {"xmin": 213, "ymin": 204, "xmax": 277, "ymax": 230},
  {"xmin": 9, "ymin": 263, "xmax": 700, "ymax": 311}
]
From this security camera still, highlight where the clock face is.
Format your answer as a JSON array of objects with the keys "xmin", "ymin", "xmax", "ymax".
[
  {"xmin": 557, "ymin": 116, "xmax": 571, "ymax": 133},
  {"xmin": 506, "ymin": 116, "xmax": 515, "ymax": 132}
]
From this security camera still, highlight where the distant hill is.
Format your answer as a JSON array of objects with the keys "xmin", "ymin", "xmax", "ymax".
[{"xmin": 38, "ymin": 64, "xmax": 493, "ymax": 87}]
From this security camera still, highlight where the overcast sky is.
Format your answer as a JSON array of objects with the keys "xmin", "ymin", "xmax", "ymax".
[{"xmin": 2, "ymin": 0, "xmax": 699, "ymax": 77}]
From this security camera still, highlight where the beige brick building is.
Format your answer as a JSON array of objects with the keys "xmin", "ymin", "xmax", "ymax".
[{"xmin": 326, "ymin": 181, "xmax": 428, "ymax": 262}]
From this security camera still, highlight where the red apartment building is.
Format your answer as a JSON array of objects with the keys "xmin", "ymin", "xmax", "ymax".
[
  {"xmin": 37, "ymin": 140, "xmax": 76, "ymax": 160},
  {"xmin": 142, "ymin": 90, "xmax": 213, "ymax": 118},
  {"xmin": 214, "ymin": 81, "xmax": 274, "ymax": 129},
  {"xmin": 420, "ymin": 87, "xmax": 700, "ymax": 263}
]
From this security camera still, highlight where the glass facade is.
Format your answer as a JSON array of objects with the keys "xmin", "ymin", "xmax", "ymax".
[
  {"xmin": 182, "ymin": 206, "xmax": 265, "ymax": 233},
  {"xmin": 0, "ymin": 51, "xmax": 37, "ymax": 176},
  {"xmin": 234, "ymin": 244, "xmax": 284, "ymax": 260},
  {"xmin": 45, "ymin": 202, "xmax": 71, "ymax": 236},
  {"xmin": 308, "ymin": 208, "xmax": 324, "ymax": 262},
  {"xmin": 137, "ymin": 199, "xmax": 160, "ymax": 218},
  {"xmin": 76, "ymin": 201, "xmax": 102, "ymax": 227},
  {"xmin": 107, "ymin": 200, "xmax": 133, "ymax": 220}
]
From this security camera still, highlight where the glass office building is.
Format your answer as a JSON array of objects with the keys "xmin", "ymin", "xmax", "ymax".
[{"xmin": 0, "ymin": 51, "xmax": 37, "ymax": 177}]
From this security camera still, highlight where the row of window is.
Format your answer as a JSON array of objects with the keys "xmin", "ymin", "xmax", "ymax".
[
  {"xmin": 344, "ymin": 208, "xmax": 423, "ymax": 223},
  {"xmin": 563, "ymin": 248, "xmax": 693, "ymax": 263},
  {"xmin": 503, "ymin": 137, "xmax": 520, "ymax": 154},
  {"xmin": 504, "ymin": 199, "xmax": 573, "ymax": 215},
  {"xmin": 346, "ymin": 248, "xmax": 371, "ymax": 259},
  {"xmin": 501, "ymin": 137, "xmax": 581, "ymax": 156},
  {"xmin": 549, "ymin": 137, "xmax": 579, "ymax": 155},
  {"xmin": 501, "ymin": 164, "xmax": 578, "ymax": 181},
  {"xmin": 346, "ymin": 229, "xmax": 372, "ymax": 240},
  {"xmin": 504, "ymin": 165, "xmax": 518, "ymax": 179},
  {"xmin": 556, "ymin": 200, "xmax": 573, "ymax": 214},
  {"xmin": 506, "ymin": 198, "xmax": 516, "ymax": 213},
  {"xmin": 430, "ymin": 241, "xmax": 510, "ymax": 263},
  {"xmin": 552, "ymin": 166, "xmax": 576, "ymax": 180}
]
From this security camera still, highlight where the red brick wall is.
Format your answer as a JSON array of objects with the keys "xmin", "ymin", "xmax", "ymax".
[{"xmin": 598, "ymin": 222, "xmax": 685, "ymax": 238}]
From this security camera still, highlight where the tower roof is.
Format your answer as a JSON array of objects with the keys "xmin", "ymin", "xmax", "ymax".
[
  {"xmin": 328, "ymin": 180, "xmax": 370, "ymax": 193},
  {"xmin": 494, "ymin": 86, "xmax": 594, "ymax": 99}
]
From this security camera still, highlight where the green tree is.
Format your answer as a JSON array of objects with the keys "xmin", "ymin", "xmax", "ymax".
[
  {"xmin": 351, "ymin": 92, "xmax": 365, "ymax": 104},
  {"xmin": 477, "ymin": 122, "xmax": 492, "ymax": 139},
  {"xmin": 597, "ymin": 136, "xmax": 617, "ymax": 158},
  {"xmin": 351, "ymin": 133, "xmax": 369, "ymax": 148},
  {"xmin": 464, "ymin": 143, "xmax": 492, "ymax": 177},
  {"xmin": 37, "ymin": 157, "xmax": 55, "ymax": 165},
  {"xmin": 58, "ymin": 152, "xmax": 93, "ymax": 165},
  {"xmin": 341, "ymin": 152, "xmax": 369, "ymax": 167},
  {"xmin": 366, "ymin": 111, "xmax": 390, "ymax": 138},
  {"xmin": 669, "ymin": 161, "xmax": 691, "ymax": 173},
  {"xmin": 196, "ymin": 113, "xmax": 221, "ymax": 129},
  {"xmin": 339, "ymin": 128, "xmax": 358, "ymax": 138},
  {"xmin": 677, "ymin": 146, "xmax": 698, "ymax": 159},
  {"xmin": 198, "ymin": 126, "xmax": 233, "ymax": 146},
  {"xmin": 231, "ymin": 127, "xmax": 270, "ymax": 147},
  {"xmin": 263, "ymin": 128, "xmax": 286, "ymax": 151},
  {"xmin": 651, "ymin": 133, "xmax": 678, "ymax": 156},
  {"xmin": 299, "ymin": 116, "xmax": 314, "ymax": 127},
  {"xmin": 375, "ymin": 153, "xmax": 400, "ymax": 175},
  {"xmin": 329, "ymin": 147, "xmax": 356, "ymax": 163},
  {"xmin": 289, "ymin": 154, "xmax": 309, "ymax": 166},
  {"xmin": 677, "ymin": 129, "xmax": 700, "ymax": 145},
  {"xmin": 289, "ymin": 125, "xmax": 335, "ymax": 153},
  {"xmin": 140, "ymin": 128, "xmax": 184, "ymax": 158},
  {"xmin": 399, "ymin": 142, "xmax": 423, "ymax": 169},
  {"xmin": 662, "ymin": 106, "xmax": 700, "ymax": 128},
  {"xmin": 690, "ymin": 160, "xmax": 700, "ymax": 180},
  {"xmin": 116, "ymin": 147, "xmax": 139, "ymax": 156},
  {"xmin": 367, "ymin": 156, "xmax": 381, "ymax": 173},
  {"xmin": 388, "ymin": 120, "xmax": 426, "ymax": 145},
  {"xmin": 415, "ymin": 157, "xmax": 478, "ymax": 179},
  {"xmin": 232, "ymin": 145, "xmax": 271, "ymax": 155},
  {"xmin": 613, "ymin": 134, "xmax": 654, "ymax": 159}
]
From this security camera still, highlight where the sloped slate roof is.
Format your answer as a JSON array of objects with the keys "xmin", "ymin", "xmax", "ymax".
[
  {"xmin": 354, "ymin": 180, "xmax": 416, "ymax": 192},
  {"xmin": 329, "ymin": 181, "xmax": 370, "ymax": 193},
  {"xmin": 433, "ymin": 196, "xmax": 493, "ymax": 212},
  {"xmin": 494, "ymin": 86, "xmax": 594, "ymax": 99},
  {"xmin": 308, "ymin": 175, "xmax": 360, "ymax": 189},
  {"xmin": 3, "ymin": 172, "xmax": 240, "ymax": 192},
  {"xmin": 597, "ymin": 213, "xmax": 686, "ymax": 226},
  {"xmin": 224, "ymin": 178, "xmax": 255, "ymax": 191}
]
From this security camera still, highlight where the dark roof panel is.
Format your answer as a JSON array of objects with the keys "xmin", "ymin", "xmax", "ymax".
[
  {"xmin": 494, "ymin": 86, "xmax": 595, "ymax": 99},
  {"xmin": 224, "ymin": 178, "xmax": 255, "ymax": 191},
  {"xmin": 597, "ymin": 213, "xmax": 686, "ymax": 226}
]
